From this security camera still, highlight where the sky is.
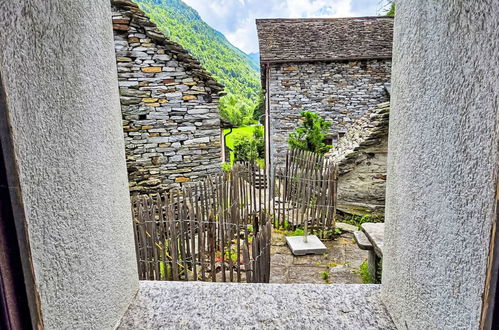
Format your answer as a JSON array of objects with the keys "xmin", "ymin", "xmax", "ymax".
[{"xmin": 182, "ymin": 0, "xmax": 389, "ymax": 54}]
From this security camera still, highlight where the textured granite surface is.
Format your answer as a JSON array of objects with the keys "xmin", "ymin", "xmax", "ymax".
[
  {"xmin": 0, "ymin": 0, "xmax": 138, "ymax": 328},
  {"xmin": 119, "ymin": 281, "xmax": 395, "ymax": 329},
  {"xmin": 382, "ymin": 1, "xmax": 499, "ymax": 328}
]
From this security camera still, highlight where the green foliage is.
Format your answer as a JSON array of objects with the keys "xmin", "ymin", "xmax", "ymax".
[
  {"xmin": 288, "ymin": 228, "xmax": 305, "ymax": 237},
  {"xmin": 340, "ymin": 213, "xmax": 385, "ymax": 230},
  {"xmin": 221, "ymin": 162, "xmax": 232, "ymax": 172},
  {"xmin": 321, "ymin": 271, "xmax": 330, "ymax": 281},
  {"xmin": 233, "ymin": 126, "xmax": 264, "ymax": 162},
  {"xmin": 386, "ymin": 2, "xmax": 395, "ymax": 16},
  {"xmin": 288, "ymin": 111, "xmax": 332, "ymax": 154},
  {"xmin": 134, "ymin": 0, "xmax": 261, "ymax": 126},
  {"xmin": 252, "ymin": 90, "xmax": 265, "ymax": 123},
  {"xmin": 354, "ymin": 262, "xmax": 374, "ymax": 284},
  {"xmin": 219, "ymin": 94, "xmax": 257, "ymax": 127}
]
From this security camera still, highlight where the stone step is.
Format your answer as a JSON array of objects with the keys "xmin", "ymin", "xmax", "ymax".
[{"xmin": 354, "ymin": 231, "xmax": 373, "ymax": 250}]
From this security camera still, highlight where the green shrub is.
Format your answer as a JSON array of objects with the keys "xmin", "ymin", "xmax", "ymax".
[
  {"xmin": 233, "ymin": 126, "xmax": 264, "ymax": 162},
  {"xmin": 288, "ymin": 111, "xmax": 332, "ymax": 154},
  {"xmin": 288, "ymin": 228, "xmax": 305, "ymax": 236},
  {"xmin": 321, "ymin": 271, "xmax": 330, "ymax": 281},
  {"xmin": 221, "ymin": 162, "xmax": 232, "ymax": 172},
  {"xmin": 354, "ymin": 261, "xmax": 374, "ymax": 284}
]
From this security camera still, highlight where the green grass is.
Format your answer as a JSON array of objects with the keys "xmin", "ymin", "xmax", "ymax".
[
  {"xmin": 354, "ymin": 261, "xmax": 374, "ymax": 284},
  {"xmin": 224, "ymin": 126, "xmax": 255, "ymax": 149},
  {"xmin": 338, "ymin": 213, "xmax": 384, "ymax": 230},
  {"xmin": 224, "ymin": 126, "xmax": 264, "ymax": 167}
]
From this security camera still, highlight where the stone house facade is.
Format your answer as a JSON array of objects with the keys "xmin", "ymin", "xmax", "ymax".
[
  {"xmin": 256, "ymin": 17, "xmax": 393, "ymax": 168},
  {"xmin": 112, "ymin": 0, "xmax": 224, "ymax": 193}
]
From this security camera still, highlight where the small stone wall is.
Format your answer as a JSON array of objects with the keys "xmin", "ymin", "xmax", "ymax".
[
  {"xmin": 112, "ymin": 0, "xmax": 224, "ymax": 193},
  {"xmin": 268, "ymin": 59, "xmax": 390, "ymax": 167},
  {"xmin": 330, "ymin": 102, "xmax": 389, "ymax": 215}
]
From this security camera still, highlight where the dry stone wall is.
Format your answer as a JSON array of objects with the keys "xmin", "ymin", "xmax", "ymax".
[
  {"xmin": 112, "ymin": 0, "xmax": 223, "ymax": 193},
  {"xmin": 268, "ymin": 59, "xmax": 390, "ymax": 167},
  {"xmin": 329, "ymin": 102, "xmax": 389, "ymax": 215}
]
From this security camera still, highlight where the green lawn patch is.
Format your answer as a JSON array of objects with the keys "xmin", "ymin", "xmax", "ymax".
[{"xmin": 224, "ymin": 126, "xmax": 264, "ymax": 167}]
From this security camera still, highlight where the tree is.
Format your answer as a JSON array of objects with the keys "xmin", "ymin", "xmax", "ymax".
[
  {"xmin": 386, "ymin": 1, "xmax": 395, "ymax": 16},
  {"xmin": 288, "ymin": 111, "xmax": 332, "ymax": 154},
  {"xmin": 252, "ymin": 90, "xmax": 265, "ymax": 124},
  {"xmin": 233, "ymin": 126, "xmax": 264, "ymax": 162}
]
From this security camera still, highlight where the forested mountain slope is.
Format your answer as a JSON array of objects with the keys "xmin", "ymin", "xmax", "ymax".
[{"xmin": 135, "ymin": 0, "xmax": 261, "ymax": 126}]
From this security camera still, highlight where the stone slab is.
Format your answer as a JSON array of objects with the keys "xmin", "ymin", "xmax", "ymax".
[
  {"xmin": 286, "ymin": 235, "xmax": 327, "ymax": 256},
  {"xmin": 354, "ymin": 230, "xmax": 373, "ymax": 250},
  {"xmin": 361, "ymin": 223, "xmax": 384, "ymax": 257},
  {"xmin": 118, "ymin": 281, "xmax": 396, "ymax": 329},
  {"xmin": 336, "ymin": 222, "xmax": 358, "ymax": 233}
]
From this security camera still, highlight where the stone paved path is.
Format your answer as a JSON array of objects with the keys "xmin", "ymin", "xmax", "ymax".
[{"xmin": 270, "ymin": 230, "xmax": 368, "ymax": 284}]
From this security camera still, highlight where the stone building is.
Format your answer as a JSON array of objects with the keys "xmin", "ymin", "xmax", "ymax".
[
  {"xmin": 330, "ymin": 102, "xmax": 389, "ymax": 215},
  {"xmin": 112, "ymin": 0, "xmax": 224, "ymax": 193},
  {"xmin": 256, "ymin": 17, "xmax": 393, "ymax": 168},
  {"xmin": 1, "ymin": 1, "xmax": 498, "ymax": 329}
]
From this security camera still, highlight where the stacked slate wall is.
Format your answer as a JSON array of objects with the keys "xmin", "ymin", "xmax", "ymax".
[
  {"xmin": 268, "ymin": 59, "xmax": 390, "ymax": 167},
  {"xmin": 112, "ymin": 0, "xmax": 223, "ymax": 193},
  {"xmin": 329, "ymin": 102, "xmax": 389, "ymax": 215}
]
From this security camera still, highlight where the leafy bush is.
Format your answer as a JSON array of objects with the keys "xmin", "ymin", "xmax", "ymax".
[
  {"xmin": 233, "ymin": 126, "xmax": 264, "ymax": 162},
  {"xmin": 221, "ymin": 162, "xmax": 232, "ymax": 172},
  {"xmin": 219, "ymin": 94, "xmax": 258, "ymax": 127},
  {"xmin": 288, "ymin": 111, "xmax": 332, "ymax": 154},
  {"xmin": 353, "ymin": 262, "xmax": 374, "ymax": 284},
  {"xmin": 386, "ymin": 2, "xmax": 395, "ymax": 16}
]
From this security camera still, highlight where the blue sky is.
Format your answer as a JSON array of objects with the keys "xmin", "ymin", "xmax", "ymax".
[{"xmin": 183, "ymin": 0, "xmax": 390, "ymax": 54}]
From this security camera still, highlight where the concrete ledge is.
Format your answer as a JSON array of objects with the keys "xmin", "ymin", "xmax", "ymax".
[{"xmin": 118, "ymin": 281, "xmax": 395, "ymax": 329}]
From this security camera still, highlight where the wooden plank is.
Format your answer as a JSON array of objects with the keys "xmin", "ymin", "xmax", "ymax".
[
  {"xmin": 130, "ymin": 196, "xmax": 143, "ymax": 279},
  {"xmin": 151, "ymin": 201, "xmax": 161, "ymax": 280},
  {"xmin": 178, "ymin": 190, "xmax": 188, "ymax": 281},
  {"xmin": 187, "ymin": 187, "xmax": 198, "ymax": 281},
  {"xmin": 199, "ymin": 181, "xmax": 207, "ymax": 281},
  {"xmin": 207, "ymin": 178, "xmax": 216, "ymax": 282},
  {"xmin": 169, "ymin": 191, "xmax": 179, "ymax": 281},
  {"xmin": 242, "ymin": 244, "xmax": 252, "ymax": 283}
]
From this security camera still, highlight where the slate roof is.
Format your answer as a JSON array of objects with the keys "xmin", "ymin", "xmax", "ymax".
[{"xmin": 256, "ymin": 17, "xmax": 393, "ymax": 63}]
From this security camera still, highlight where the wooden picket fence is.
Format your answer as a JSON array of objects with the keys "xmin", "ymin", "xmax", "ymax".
[
  {"xmin": 130, "ymin": 149, "xmax": 337, "ymax": 283},
  {"xmin": 271, "ymin": 149, "xmax": 338, "ymax": 236},
  {"xmin": 131, "ymin": 163, "xmax": 271, "ymax": 283}
]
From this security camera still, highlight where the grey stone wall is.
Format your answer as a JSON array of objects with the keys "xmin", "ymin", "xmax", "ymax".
[
  {"xmin": 330, "ymin": 102, "xmax": 389, "ymax": 215},
  {"xmin": 112, "ymin": 0, "xmax": 223, "ymax": 193},
  {"xmin": 382, "ymin": 1, "xmax": 499, "ymax": 329},
  {"xmin": 0, "ymin": 0, "xmax": 138, "ymax": 328},
  {"xmin": 268, "ymin": 59, "xmax": 390, "ymax": 167}
]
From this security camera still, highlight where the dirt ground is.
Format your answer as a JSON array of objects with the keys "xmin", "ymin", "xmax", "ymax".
[{"xmin": 270, "ymin": 230, "xmax": 368, "ymax": 284}]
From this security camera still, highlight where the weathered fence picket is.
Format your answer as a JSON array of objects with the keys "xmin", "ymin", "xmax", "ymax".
[{"xmin": 131, "ymin": 149, "xmax": 338, "ymax": 283}]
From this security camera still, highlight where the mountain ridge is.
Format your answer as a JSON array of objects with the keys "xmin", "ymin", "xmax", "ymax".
[{"xmin": 134, "ymin": 0, "xmax": 261, "ymax": 126}]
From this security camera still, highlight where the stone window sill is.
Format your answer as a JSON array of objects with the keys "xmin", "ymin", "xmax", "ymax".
[{"xmin": 118, "ymin": 281, "xmax": 395, "ymax": 329}]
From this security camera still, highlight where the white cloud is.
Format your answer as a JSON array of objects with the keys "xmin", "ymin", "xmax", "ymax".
[{"xmin": 182, "ymin": 0, "xmax": 377, "ymax": 53}]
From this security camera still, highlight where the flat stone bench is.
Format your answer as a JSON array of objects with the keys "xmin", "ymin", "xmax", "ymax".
[{"xmin": 353, "ymin": 223, "xmax": 384, "ymax": 283}]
